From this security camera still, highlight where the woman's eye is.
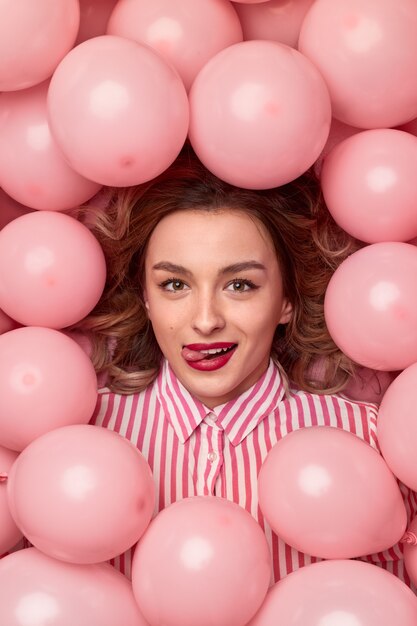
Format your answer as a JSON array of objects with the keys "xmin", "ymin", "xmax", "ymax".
[
  {"xmin": 228, "ymin": 279, "xmax": 257, "ymax": 293},
  {"xmin": 160, "ymin": 279, "xmax": 186, "ymax": 291}
]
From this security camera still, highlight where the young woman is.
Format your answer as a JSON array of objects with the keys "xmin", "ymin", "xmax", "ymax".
[{"xmin": 75, "ymin": 143, "xmax": 416, "ymax": 585}]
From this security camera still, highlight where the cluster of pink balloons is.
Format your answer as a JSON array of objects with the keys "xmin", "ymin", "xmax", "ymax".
[
  {"xmin": 311, "ymin": 0, "xmax": 417, "ymax": 381},
  {"xmin": 0, "ymin": 0, "xmax": 338, "ymax": 211}
]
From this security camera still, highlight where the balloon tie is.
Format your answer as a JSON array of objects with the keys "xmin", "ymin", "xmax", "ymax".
[
  {"xmin": 0, "ymin": 472, "xmax": 8, "ymax": 483},
  {"xmin": 401, "ymin": 531, "xmax": 417, "ymax": 546}
]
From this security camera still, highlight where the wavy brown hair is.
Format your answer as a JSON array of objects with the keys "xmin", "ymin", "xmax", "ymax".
[{"xmin": 71, "ymin": 143, "xmax": 360, "ymax": 395}]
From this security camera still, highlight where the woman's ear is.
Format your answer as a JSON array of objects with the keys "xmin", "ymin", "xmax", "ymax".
[
  {"xmin": 278, "ymin": 299, "xmax": 293, "ymax": 325},
  {"xmin": 142, "ymin": 288, "xmax": 150, "ymax": 313}
]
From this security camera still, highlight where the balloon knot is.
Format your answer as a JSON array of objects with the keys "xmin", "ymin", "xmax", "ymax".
[
  {"xmin": 401, "ymin": 531, "xmax": 417, "ymax": 546},
  {"xmin": 0, "ymin": 472, "xmax": 8, "ymax": 483}
]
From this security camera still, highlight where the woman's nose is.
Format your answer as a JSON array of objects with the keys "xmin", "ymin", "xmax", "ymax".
[{"xmin": 191, "ymin": 293, "xmax": 225, "ymax": 334}]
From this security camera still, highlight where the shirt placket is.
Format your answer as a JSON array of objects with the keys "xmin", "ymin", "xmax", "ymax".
[{"xmin": 195, "ymin": 415, "xmax": 224, "ymax": 496}]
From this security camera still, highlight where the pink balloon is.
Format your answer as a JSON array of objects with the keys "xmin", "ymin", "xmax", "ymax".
[
  {"xmin": 258, "ymin": 426, "xmax": 407, "ymax": 559},
  {"xmin": 378, "ymin": 363, "xmax": 417, "ymax": 491},
  {"xmin": 322, "ymin": 130, "xmax": 417, "ymax": 243},
  {"xmin": 403, "ymin": 516, "xmax": 417, "ymax": 588},
  {"xmin": 0, "ymin": 188, "xmax": 34, "ymax": 230},
  {"xmin": 0, "ymin": 309, "xmax": 20, "ymax": 335},
  {"xmin": 0, "ymin": 327, "xmax": 98, "ymax": 452},
  {"xmin": 132, "ymin": 496, "xmax": 271, "ymax": 626},
  {"xmin": 324, "ymin": 242, "xmax": 417, "ymax": 370},
  {"xmin": 189, "ymin": 40, "xmax": 331, "ymax": 189},
  {"xmin": 299, "ymin": 0, "xmax": 417, "ymax": 128},
  {"xmin": 315, "ymin": 117, "xmax": 361, "ymax": 174},
  {"xmin": 233, "ymin": 0, "xmax": 315, "ymax": 48},
  {"xmin": 107, "ymin": 0, "xmax": 243, "ymax": 92},
  {"xmin": 248, "ymin": 559, "xmax": 417, "ymax": 626},
  {"xmin": 399, "ymin": 117, "xmax": 417, "ymax": 137},
  {"xmin": 308, "ymin": 357, "xmax": 396, "ymax": 404},
  {"xmin": 48, "ymin": 35, "xmax": 189, "ymax": 186},
  {"xmin": 0, "ymin": 548, "xmax": 148, "ymax": 626},
  {"xmin": 0, "ymin": 211, "xmax": 106, "ymax": 328},
  {"xmin": 62, "ymin": 329, "xmax": 111, "ymax": 388},
  {"xmin": 7, "ymin": 425, "xmax": 155, "ymax": 564},
  {"xmin": 0, "ymin": 0, "xmax": 80, "ymax": 91},
  {"xmin": 0, "ymin": 447, "xmax": 23, "ymax": 554},
  {"xmin": 0, "ymin": 82, "xmax": 101, "ymax": 211},
  {"xmin": 233, "ymin": 0, "xmax": 270, "ymax": 4},
  {"xmin": 62, "ymin": 329, "xmax": 94, "ymax": 358},
  {"xmin": 75, "ymin": 0, "xmax": 119, "ymax": 45},
  {"xmin": 343, "ymin": 367, "xmax": 397, "ymax": 404}
]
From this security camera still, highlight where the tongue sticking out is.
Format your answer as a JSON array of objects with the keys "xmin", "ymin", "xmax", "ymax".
[
  {"xmin": 181, "ymin": 347, "xmax": 208, "ymax": 362},
  {"xmin": 181, "ymin": 346, "xmax": 235, "ymax": 362}
]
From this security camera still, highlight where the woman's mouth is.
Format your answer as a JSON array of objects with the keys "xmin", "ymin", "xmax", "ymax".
[{"xmin": 181, "ymin": 344, "xmax": 238, "ymax": 371}]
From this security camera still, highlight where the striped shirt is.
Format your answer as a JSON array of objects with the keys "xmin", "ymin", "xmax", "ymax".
[{"xmin": 90, "ymin": 357, "xmax": 417, "ymax": 588}]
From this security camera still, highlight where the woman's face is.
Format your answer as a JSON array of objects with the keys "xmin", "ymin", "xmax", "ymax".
[{"xmin": 143, "ymin": 209, "xmax": 292, "ymax": 409}]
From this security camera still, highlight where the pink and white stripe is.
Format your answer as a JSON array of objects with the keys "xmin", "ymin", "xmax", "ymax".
[{"xmin": 89, "ymin": 357, "xmax": 417, "ymax": 589}]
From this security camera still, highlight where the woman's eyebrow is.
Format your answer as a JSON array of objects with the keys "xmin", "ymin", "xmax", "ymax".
[{"xmin": 151, "ymin": 261, "xmax": 267, "ymax": 277}]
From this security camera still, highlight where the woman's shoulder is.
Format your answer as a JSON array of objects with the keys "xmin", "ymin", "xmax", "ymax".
[
  {"xmin": 95, "ymin": 382, "xmax": 154, "ymax": 403},
  {"xmin": 288, "ymin": 384, "xmax": 378, "ymax": 412},
  {"xmin": 92, "ymin": 380, "xmax": 158, "ymax": 430},
  {"xmin": 280, "ymin": 385, "xmax": 379, "ymax": 448}
]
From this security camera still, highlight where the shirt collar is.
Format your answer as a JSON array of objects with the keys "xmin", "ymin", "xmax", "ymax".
[{"xmin": 155, "ymin": 357, "xmax": 286, "ymax": 446}]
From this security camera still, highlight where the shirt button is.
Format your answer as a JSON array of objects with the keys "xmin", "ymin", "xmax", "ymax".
[
  {"xmin": 207, "ymin": 452, "xmax": 217, "ymax": 463},
  {"xmin": 209, "ymin": 412, "xmax": 217, "ymax": 422}
]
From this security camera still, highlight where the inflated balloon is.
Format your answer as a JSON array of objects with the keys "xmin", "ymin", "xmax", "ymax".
[
  {"xmin": 189, "ymin": 40, "xmax": 331, "ymax": 189},
  {"xmin": 0, "ymin": 82, "xmax": 101, "ymax": 211},
  {"xmin": 378, "ymin": 363, "xmax": 417, "ymax": 491},
  {"xmin": 75, "ymin": 0, "xmax": 119, "ymax": 45},
  {"xmin": 132, "ymin": 496, "xmax": 271, "ymax": 626},
  {"xmin": 248, "ymin": 559, "xmax": 417, "ymax": 626},
  {"xmin": 62, "ymin": 329, "xmax": 94, "ymax": 358},
  {"xmin": 324, "ymin": 242, "xmax": 417, "ymax": 370},
  {"xmin": 0, "ymin": 327, "xmax": 98, "ymax": 452},
  {"xmin": 107, "ymin": 0, "xmax": 243, "ymax": 91},
  {"xmin": 0, "ymin": 309, "xmax": 19, "ymax": 335},
  {"xmin": 0, "ymin": 548, "xmax": 148, "ymax": 626},
  {"xmin": 315, "ymin": 117, "xmax": 360, "ymax": 174},
  {"xmin": 0, "ymin": 211, "xmax": 106, "ymax": 328},
  {"xmin": 0, "ymin": 0, "xmax": 79, "ymax": 91},
  {"xmin": 308, "ymin": 357, "xmax": 396, "ymax": 404},
  {"xmin": 233, "ymin": 0, "xmax": 315, "ymax": 48},
  {"xmin": 299, "ymin": 0, "xmax": 417, "ymax": 128},
  {"xmin": 321, "ymin": 129, "xmax": 417, "ymax": 243},
  {"xmin": 7, "ymin": 425, "xmax": 155, "ymax": 564},
  {"xmin": 403, "ymin": 516, "xmax": 417, "ymax": 589},
  {"xmin": 63, "ymin": 329, "xmax": 110, "ymax": 388},
  {"xmin": 0, "ymin": 188, "xmax": 34, "ymax": 230},
  {"xmin": 258, "ymin": 426, "xmax": 407, "ymax": 558},
  {"xmin": 343, "ymin": 367, "xmax": 396, "ymax": 404},
  {"xmin": 48, "ymin": 35, "xmax": 189, "ymax": 186},
  {"xmin": 0, "ymin": 447, "xmax": 22, "ymax": 555},
  {"xmin": 399, "ymin": 117, "xmax": 417, "ymax": 137}
]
